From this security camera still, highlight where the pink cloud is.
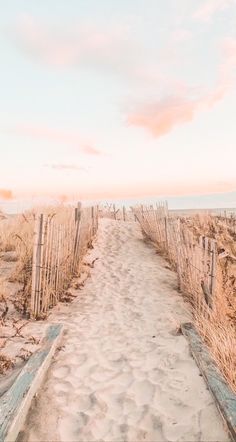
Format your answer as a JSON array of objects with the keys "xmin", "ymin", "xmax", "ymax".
[
  {"xmin": 0, "ymin": 189, "xmax": 13, "ymax": 200},
  {"xmin": 82, "ymin": 145, "xmax": 102, "ymax": 156},
  {"xmin": 127, "ymin": 84, "xmax": 228, "ymax": 138},
  {"xmin": 12, "ymin": 13, "xmax": 134, "ymax": 69},
  {"xmin": 193, "ymin": 0, "xmax": 233, "ymax": 21},
  {"xmin": 45, "ymin": 164, "xmax": 87, "ymax": 171},
  {"xmin": 7, "ymin": 124, "xmax": 103, "ymax": 155},
  {"xmin": 10, "ymin": 13, "xmax": 194, "ymax": 92},
  {"xmin": 127, "ymin": 96, "xmax": 195, "ymax": 137},
  {"xmin": 214, "ymin": 37, "xmax": 236, "ymax": 101},
  {"xmin": 127, "ymin": 36, "xmax": 236, "ymax": 139},
  {"xmin": 221, "ymin": 37, "xmax": 236, "ymax": 80}
]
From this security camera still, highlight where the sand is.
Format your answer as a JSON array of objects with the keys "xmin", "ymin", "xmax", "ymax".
[{"xmin": 19, "ymin": 219, "xmax": 229, "ymax": 442}]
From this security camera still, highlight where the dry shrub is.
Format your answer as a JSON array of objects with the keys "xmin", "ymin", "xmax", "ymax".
[
  {"xmin": 0, "ymin": 278, "xmax": 9, "ymax": 323},
  {"xmin": 0, "ymin": 353, "xmax": 13, "ymax": 375},
  {"xmin": 1, "ymin": 252, "xmax": 18, "ymax": 262}
]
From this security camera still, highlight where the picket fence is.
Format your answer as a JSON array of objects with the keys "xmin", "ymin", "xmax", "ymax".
[
  {"xmin": 31, "ymin": 204, "xmax": 98, "ymax": 318},
  {"xmin": 132, "ymin": 203, "xmax": 218, "ymax": 310}
]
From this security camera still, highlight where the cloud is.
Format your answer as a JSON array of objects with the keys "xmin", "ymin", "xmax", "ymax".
[
  {"xmin": 127, "ymin": 84, "xmax": 228, "ymax": 138},
  {"xmin": 10, "ymin": 13, "xmax": 161, "ymax": 88},
  {"xmin": 82, "ymin": 145, "xmax": 102, "ymax": 156},
  {"xmin": 193, "ymin": 0, "xmax": 233, "ymax": 21},
  {"xmin": 170, "ymin": 29, "xmax": 192, "ymax": 42},
  {"xmin": 10, "ymin": 13, "xmax": 193, "ymax": 90},
  {"xmin": 11, "ymin": 13, "xmax": 134, "ymax": 70},
  {"xmin": 127, "ymin": 97, "xmax": 194, "ymax": 137},
  {"xmin": 0, "ymin": 189, "xmax": 13, "ymax": 200},
  {"xmin": 6, "ymin": 123, "xmax": 103, "ymax": 155},
  {"xmin": 221, "ymin": 37, "xmax": 236, "ymax": 81},
  {"xmin": 45, "ymin": 164, "xmax": 87, "ymax": 171},
  {"xmin": 126, "ymin": 35, "xmax": 236, "ymax": 139}
]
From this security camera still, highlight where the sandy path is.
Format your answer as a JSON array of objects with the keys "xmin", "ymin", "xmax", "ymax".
[{"xmin": 19, "ymin": 219, "xmax": 229, "ymax": 442}]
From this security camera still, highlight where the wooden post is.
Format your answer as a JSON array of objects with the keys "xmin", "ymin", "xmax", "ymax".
[
  {"xmin": 165, "ymin": 200, "xmax": 168, "ymax": 217},
  {"xmin": 113, "ymin": 204, "xmax": 116, "ymax": 220},
  {"xmin": 141, "ymin": 205, "xmax": 144, "ymax": 220},
  {"xmin": 41, "ymin": 217, "xmax": 53, "ymax": 313},
  {"xmin": 55, "ymin": 225, "xmax": 61, "ymax": 303},
  {"xmin": 31, "ymin": 214, "xmax": 44, "ymax": 318},
  {"xmin": 210, "ymin": 239, "xmax": 217, "ymax": 298},
  {"xmin": 95, "ymin": 204, "xmax": 99, "ymax": 232},
  {"xmin": 176, "ymin": 219, "xmax": 182, "ymax": 290},
  {"xmin": 91, "ymin": 206, "xmax": 95, "ymax": 236},
  {"xmin": 75, "ymin": 207, "xmax": 78, "ymax": 223},
  {"xmin": 123, "ymin": 206, "xmax": 126, "ymax": 221},
  {"xmin": 164, "ymin": 216, "xmax": 168, "ymax": 254},
  {"xmin": 73, "ymin": 202, "xmax": 82, "ymax": 272}
]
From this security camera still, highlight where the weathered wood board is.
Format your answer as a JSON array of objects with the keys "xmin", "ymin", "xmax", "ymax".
[
  {"xmin": 181, "ymin": 322, "xmax": 236, "ymax": 442},
  {"xmin": 0, "ymin": 324, "xmax": 63, "ymax": 442}
]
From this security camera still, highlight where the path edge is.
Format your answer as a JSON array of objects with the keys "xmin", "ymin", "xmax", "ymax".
[
  {"xmin": 181, "ymin": 322, "xmax": 236, "ymax": 442},
  {"xmin": 3, "ymin": 323, "xmax": 64, "ymax": 442}
]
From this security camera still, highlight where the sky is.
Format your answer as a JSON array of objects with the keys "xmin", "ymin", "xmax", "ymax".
[{"xmin": 0, "ymin": 0, "xmax": 236, "ymax": 211}]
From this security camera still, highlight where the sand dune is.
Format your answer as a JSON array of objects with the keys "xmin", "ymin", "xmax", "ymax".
[{"xmin": 19, "ymin": 219, "xmax": 229, "ymax": 442}]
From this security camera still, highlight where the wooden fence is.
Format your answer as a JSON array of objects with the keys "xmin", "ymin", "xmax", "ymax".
[
  {"xmin": 99, "ymin": 204, "xmax": 134, "ymax": 221},
  {"xmin": 31, "ymin": 204, "xmax": 98, "ymax": 319},
  {"xmin": 216, "ymin": 213, "xmax": 236, "ymax": 234},
  {"xmin": 132, "ymin": 203, "xmax": 218, "ymax": 310}
]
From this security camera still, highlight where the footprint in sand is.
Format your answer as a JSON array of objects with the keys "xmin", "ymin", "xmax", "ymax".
[
  {"xmin": 53, "ymin": 380, "xmax": 72, "ymax": 395},
  {"xmin": 65, "ymin": 353, "xmax": 87, "ymax": 366},
  {"xmin": 58, "ymin": 414, "xmax": 87, "ymax": 442},
  {"xmin": 51, "ymin": 365, "xmax": 70, "ymax": 379},
  {"xmin": 132, "ymin": 368, "xmax": 146, "ymax": 381},
  {"xmin": 75, "ymin": 394, "xmax": 93, "ymax": 412},
  {"xmin": 20, "ymin": 219, "xmax": 229, "ymax": 442},
  {"xmin": 128, "ymin": 380, "xmax": 155, "ymax": 406}
]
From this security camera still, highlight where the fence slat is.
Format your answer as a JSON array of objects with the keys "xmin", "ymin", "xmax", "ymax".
[
  {"xmin": 31, "ymin": 214, "xmax": 44, "ymax": 318},
  {"xmin": 29, "ymin": 204, "xmax": 98, "ymax": 319}
]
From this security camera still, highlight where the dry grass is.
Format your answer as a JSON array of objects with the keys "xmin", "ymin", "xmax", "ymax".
[
  {"xmin": 0, "ymin": 353, "xmax": 13, "ymax": 375},
  {"xmin": 0, "ymin": 207, "xmax": 74, "ymax": 313},
  {"xmin": 0, "ymin": 204, "xmax": 97, "ymax": 376},
  {"xmin": 182, "ymin": 214, "xmax": 236, "ymax": 324},
  {"xmin": 180, "ymin": 214, "xmax": 236, "ymax": 392},
  {"xmin": 0, "ymin": 204, "xmax": 97, "ymax": 320},
  {"xmin": 134, "ymin": 206, "xmax": 236, "ymax": 394},
  {"xmin": 0, "ymin": 214, "xmax": 35, "ymax": 315}
]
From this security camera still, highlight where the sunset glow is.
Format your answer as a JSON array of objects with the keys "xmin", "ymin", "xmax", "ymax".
[{"xmin": 1, "ymin": 0, "xmax": 236, "ymax": 209}]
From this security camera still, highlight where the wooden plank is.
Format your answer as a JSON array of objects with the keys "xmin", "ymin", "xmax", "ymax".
[
  {"xmin": 31, "ymin": 216, "xmax": 40, "ymax": 316},
  {"xmin": 91, "ymin": 206, "xmax": 95, "ymax": 236},
  {"xmin": 210, "ymin": 239, "xmax": 217, "ymax": 297},
  {"xmin": 113, "ymin": 204, "xmax": 116, "ymax": 220},
  {"xmin": 36, "ymin": 214, "xmax": 45, "ymax": 317},
  {"xmin": 73, "ymin": 202, "xmax": 82, "ymax": 271},
  {"xmin": 31, "ymin": 214, "xmax": 44, "ymax": 318},
  {"xmin": 181, "ymin": 322, "xmax": 236, "ymax": 441},
  {"xmin": 164, "ymin": 216, "xmax": 168, "ymax": 253},
  {"xmin": 0, "ymin": 324, "xmax": 63, "ymax": 442},
  {"xmin": 123, "ymin": 206, "xmax": 126, "ymax": 222}
]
